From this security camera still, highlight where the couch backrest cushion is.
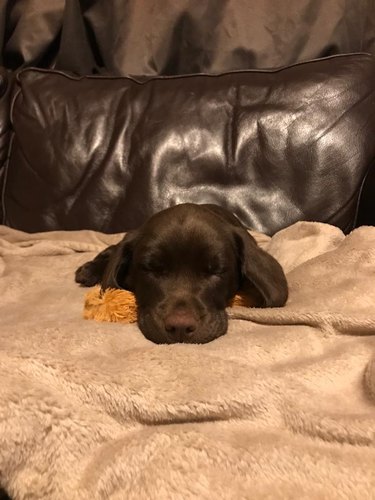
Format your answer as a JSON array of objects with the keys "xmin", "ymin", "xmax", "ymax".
[{"xmin": 3, "ymin": 54, "xmax": 375, "ymax": 234}]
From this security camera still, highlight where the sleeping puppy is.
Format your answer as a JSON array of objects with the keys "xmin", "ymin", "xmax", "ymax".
[{"xmin": 75, "ymin": 203, "xmax": 288, "ymax": 344}]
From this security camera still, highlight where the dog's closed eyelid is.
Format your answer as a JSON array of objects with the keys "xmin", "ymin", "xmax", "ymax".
[
  {"xmin": 204, "ymin": 264, "xmax": 227, "ymax": 276},
  {"xmin": 140, "ymin": 261, "xmax": 167, "ymax": 275}
]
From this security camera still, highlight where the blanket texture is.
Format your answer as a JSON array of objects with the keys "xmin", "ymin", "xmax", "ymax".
[{"xmin": 0, "ymin": 222, "xmax": 374, "ymax": 499}]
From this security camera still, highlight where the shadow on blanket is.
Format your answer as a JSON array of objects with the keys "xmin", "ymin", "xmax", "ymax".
[{"xmin": 0, "ymin": 488, "xmax": 11, "ymax": 500}]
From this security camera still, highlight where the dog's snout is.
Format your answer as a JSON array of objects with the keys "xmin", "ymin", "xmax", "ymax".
[{"xmin": 164, "ymin": 311, "xmax": 198, "ymax": 339}]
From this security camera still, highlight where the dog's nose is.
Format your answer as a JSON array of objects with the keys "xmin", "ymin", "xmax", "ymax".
[{"xmin": 164, "ymin": 312, "xmax": 197, "ymax": 339}]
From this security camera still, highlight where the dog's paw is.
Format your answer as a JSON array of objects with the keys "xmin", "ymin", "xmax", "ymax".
[{"xmin": 75, "ymin": 262, "xmax": 100, "ymax": 287}]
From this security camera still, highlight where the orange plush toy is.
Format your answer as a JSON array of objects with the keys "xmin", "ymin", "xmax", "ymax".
[
  {"xmin": 84, "ymin": 286, "xmax": 138, "ymax": 323},
  {"xmin": 83, "ymin": 286, "xmax": 254, "ymax": 324}
]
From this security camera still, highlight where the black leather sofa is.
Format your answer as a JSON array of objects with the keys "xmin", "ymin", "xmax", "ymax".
[{"xmin": 1, "ymin": 0, "xmax": 375, "ymax": 234}]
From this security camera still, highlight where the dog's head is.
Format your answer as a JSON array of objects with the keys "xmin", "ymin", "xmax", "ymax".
[{"xmin": 102, "ymin": 204, "xmax": 288, "ymax": 344}]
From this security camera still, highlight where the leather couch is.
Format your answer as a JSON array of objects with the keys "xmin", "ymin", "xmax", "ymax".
[
  {"xmin": 0, "ymin": 53, "xmax": 375, "ymax": 235},
  {"xmin": 0, "ymin": 1, "xmax": 375, "ymax": 235}
]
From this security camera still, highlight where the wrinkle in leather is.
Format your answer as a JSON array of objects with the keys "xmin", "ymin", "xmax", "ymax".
[{"xmin": 3, "ymin": 0, "xmax": 64, "ymax": 70}]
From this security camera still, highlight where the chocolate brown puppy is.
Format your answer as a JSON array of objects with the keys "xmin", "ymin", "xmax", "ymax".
[{"xmin": 75, "ymin": 204, "xmax": 288, "ymax": 344}]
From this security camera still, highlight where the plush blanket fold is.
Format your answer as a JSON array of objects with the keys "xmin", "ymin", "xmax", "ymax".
[{"xmin": 0, "ymin": 222, "xmax": 374, "ymax": 499}]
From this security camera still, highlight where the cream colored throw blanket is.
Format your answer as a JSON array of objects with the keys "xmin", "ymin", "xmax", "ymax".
[{"xmin": 0, "ymin": 222, "xmax": 375, "ymax": 499}]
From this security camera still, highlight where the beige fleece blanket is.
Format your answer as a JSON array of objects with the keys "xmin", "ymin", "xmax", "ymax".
[{"xmin": 0, "ymin": 222, "xmax": 375, "ymax": 500}]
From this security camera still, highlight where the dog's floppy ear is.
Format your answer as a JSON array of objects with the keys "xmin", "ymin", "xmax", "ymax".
[
  {"xmin": 101, "ymin": 230, "xmax": 138, "ymax": 291},
  {"xmin": 234, "ymin": 228, "xmax": 288, "ymax": 307}
]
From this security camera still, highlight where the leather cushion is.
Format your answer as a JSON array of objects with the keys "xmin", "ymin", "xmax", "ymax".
[{"xmin": 3, "ymin": 54, "xmax": 375, "ymax": 234}]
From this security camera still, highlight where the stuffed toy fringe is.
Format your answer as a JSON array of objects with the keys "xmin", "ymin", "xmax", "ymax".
[{"xmin": 83, "ymin": 286, "xmax": 254, "ymax": 324}]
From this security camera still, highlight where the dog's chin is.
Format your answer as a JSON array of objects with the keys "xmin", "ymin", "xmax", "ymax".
[{"xmin": 137, "ymin": 310, "xmax": 228, "ymax": 345}]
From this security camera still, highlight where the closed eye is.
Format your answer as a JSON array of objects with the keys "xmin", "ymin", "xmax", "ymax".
[
  {"xmin": 140, "ymin": 261, "xmax": 168, "ymax": 276},
  {"xmin": 204, "ymin": 264, "xmax": 227, "ymax": 277}
]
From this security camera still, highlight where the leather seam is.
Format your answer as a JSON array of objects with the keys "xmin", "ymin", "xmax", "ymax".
[{"xmin": 16, "ymin": 52, "xmax": 373, "ymax": 84}]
